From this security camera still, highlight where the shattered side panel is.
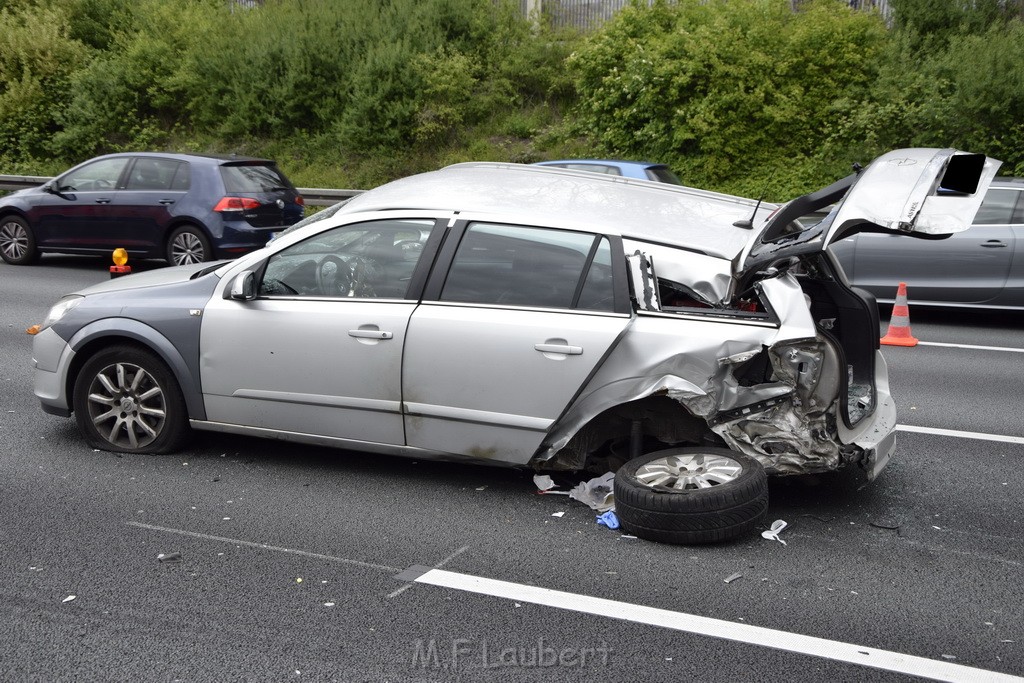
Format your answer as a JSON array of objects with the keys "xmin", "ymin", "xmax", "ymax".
[{"xmin": 536, "ymin": 274, "xmax": 870, "ymax": 476}]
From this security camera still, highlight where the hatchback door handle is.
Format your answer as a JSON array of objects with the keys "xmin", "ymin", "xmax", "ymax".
[
  {"xmin": 535, "ymin": 343, "xmax": 583, "ymax": 355},
  {"xmin": 348, "ymin": 329, "xmax": 393, "ymax": 340},
  {"xmin": 980, "ymin": 240, "xmax": 1007, "ymax": 248}
]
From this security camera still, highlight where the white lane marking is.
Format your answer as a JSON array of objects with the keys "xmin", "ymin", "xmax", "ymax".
[
  {"xmin": 126, "ymin": 521, "xmax": 400, "ymax": 572},
  {"xmin": 896, "ymin": 424, "xmax": 1024, "ymax": 445},
  {"xmin": 917, "ymin": 341, "xmax": 1024, "ymax": 353},
  {"xmin": 407, "ymin": 568, "xmax": 1022, "ymax": 683},
  {"xmin": 387, "ymin": 544, "xmax": 470, "ymax": 599}
]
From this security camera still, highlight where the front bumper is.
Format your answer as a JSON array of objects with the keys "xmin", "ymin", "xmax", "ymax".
[{"xmin": 32, "ymin": 327, "xmax": 74, "ymax": 417}]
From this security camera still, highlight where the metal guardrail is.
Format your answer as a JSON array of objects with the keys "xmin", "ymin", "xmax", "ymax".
[{"xmin": 0, "ymin": 174, "xmax": 361, "ymax": 206}]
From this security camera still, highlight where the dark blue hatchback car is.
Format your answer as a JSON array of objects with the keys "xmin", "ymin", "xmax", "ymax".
[{"xmin": 0, "ymin": 152, "xmax": 304, "ymax": 266}]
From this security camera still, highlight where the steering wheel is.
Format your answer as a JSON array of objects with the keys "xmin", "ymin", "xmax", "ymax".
[
  {"xmin": 315, "ymin": 255, "xmax": 353, "ymax": 296},
  {"xmin": 347, "ymin": 255, "xmax": 380, "ymax": 298}
]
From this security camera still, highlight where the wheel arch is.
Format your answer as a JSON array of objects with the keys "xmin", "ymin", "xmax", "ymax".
[
  {"xmin": 164, "ymin": 220, "xmax": 218, "ymax": 261},
  {"xmin": 66, "ymin": 321, "xmax": 206, "ymax": 421},
  {"xmin": 532, "ymin": 392, "xmax": 718, "ymax": 471}
]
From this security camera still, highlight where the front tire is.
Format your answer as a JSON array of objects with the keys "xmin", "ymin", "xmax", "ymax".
[
  {"xmin": 166, "ymin": 225, "xmax": 213, "ymax": 266},
  {"xmin": 614, "ymin": 447, "xmax": 768, "ymax": 544},
  {"xmin": 0, "ymin": 215, "xmax": 39, "ymax": 265},
  {"xmin": 72, "ymin": 346, "xmax": 189, "ymax": 454}
]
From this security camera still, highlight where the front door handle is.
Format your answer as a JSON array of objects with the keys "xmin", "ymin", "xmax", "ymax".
[
  {"xmin": 980, "ymin": 240, "xmax": 1007, "ymax": 248},
  {"xmin": 348, "ymin": 329, "xmax": 393, "ymax": 340},
  {"xmin": 94, "ymin": 198, "xmax": 111, "ymax": 204},
  {"xmin": 159, "ymin": 199, "xmax": 176, "ymax": 205},
  {"xmin": 535, "ymin": 343, "xmax": 583, "ymax": 355}
]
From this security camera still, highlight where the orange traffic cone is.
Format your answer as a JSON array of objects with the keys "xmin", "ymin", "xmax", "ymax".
[{"xmin": 880, "ymin": 282, "xmax": 918, "ymax": 347}]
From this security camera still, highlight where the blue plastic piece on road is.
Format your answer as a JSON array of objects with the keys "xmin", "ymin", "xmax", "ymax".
[{"xmin": 596, "ymin": 510, "xmax": 620, "ymax": 530}]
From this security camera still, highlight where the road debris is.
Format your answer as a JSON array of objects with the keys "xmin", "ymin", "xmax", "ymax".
[
  {"xmin": 724, "ymin": 573, "xmax": 743, "ymax": 584},
  {"xmin": 761, "ymin": 519, "xmax": 788, "ymax": 545},
  {"xmin": 62, "ymin": 595, "xmax": 77, "ymax": 603},
  {"xmin": 596, "ymin": 510, "xmax": 620, "ymax": 530},
  {"xmin": 551, "ymin": 511, "xmax": 565, "ymax": 518},
  {"xmin": 157, "ymin": 552, "xmax": 182, "ymax": 563},
  {"xmin": 568, "ymin": 472, "xmax": 615, "ymax": 512}
]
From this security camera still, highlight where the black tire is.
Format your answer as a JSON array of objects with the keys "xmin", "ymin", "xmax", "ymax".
[
  {"xmin": 614, "ymin": 447, "xmax": 768, "ymax": 544},
  {"xmin": 166, "ymin": 224, "xmax": 213, "ymax": 266},
  {"xmin": 72, "ymin": 345, "xmax": 190, "ymax": 454},
  {"xmin": 0, "ymin": 215, "xmax": 40, "ymax": 265}
]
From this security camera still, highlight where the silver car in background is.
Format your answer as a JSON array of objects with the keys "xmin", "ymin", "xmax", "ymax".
[
  {"xmin": 831, "ymin": 177, "xmax": 1023, "ymax": 309},
  {"xmin": 31, "ymin": 148, "xmax": 999, "ymax": 543}
]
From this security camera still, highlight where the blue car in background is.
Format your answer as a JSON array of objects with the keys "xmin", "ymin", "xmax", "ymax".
[
  {"xmin": 0, "ymin": 152, "xmax": 304, "ymax": 266},
  {"xmin": 533, "ymin": 159, "xmax": 682, "ymax": 185}
]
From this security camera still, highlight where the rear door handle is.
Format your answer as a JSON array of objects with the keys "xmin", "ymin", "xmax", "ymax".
[
  {"xmin": 94, "ymin": 198, "xmax": 111, "ymax": 204},
  {"xmin": 535, "ymin": 343, "xmax": 583, "ymax": 355},
  {"xmin": 159, "ymin": 199, "xmax": 176, "ymax": 205},
  {"xmin": 348, "ymin": 329, "xmax": 393, "ymax": 340},
  {"xmin": 980, "ymin": 240, "xmax": 1007, "ymax": 248}
]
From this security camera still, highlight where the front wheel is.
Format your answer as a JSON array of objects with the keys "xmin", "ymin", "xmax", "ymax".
[
  {"xmin": 166, "ymin": 225, "xmax": 213, "ymax": 266},
  {"xmin": 613, "ymin": 447, "xmax": 768, "ymax": 544},
  {"xmin": 0, "ymin": 215, "xmax": 40, "ymax": 265},
  {"xmin": 72, "ymin": 346, "xmax": 190, "ymax": 454}
]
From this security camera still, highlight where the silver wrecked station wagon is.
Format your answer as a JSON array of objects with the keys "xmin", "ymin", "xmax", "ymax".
[{"xmin": 32, "ymin": 148, "xmax": 999, "ymax": 543}]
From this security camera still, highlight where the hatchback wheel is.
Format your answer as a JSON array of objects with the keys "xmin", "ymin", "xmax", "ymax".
[
  {"xmin": 166, "ymin": 225, "xmax": 213, "ymax": 266},
  {"xmin": 72, "ymin": 346, "xmax": 189, "ymax": 454},
  {"xmin": 613, "ymin": 447, "xmax": 768, "ymax": 544},
  {"xmin": 0, "ymin": 216, "xmax": 39, "ymax": 265}
]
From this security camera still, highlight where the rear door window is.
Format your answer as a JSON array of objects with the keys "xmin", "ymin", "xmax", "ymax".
[
  {"xmin": 125, "ymin": 158, "xmax": 188, "ymax": 191},
  {"xmin": 974, "ymin": 189, "xmax": 1019, "ymax": 224},
  {"xmin": 440, "ymin": 223, "xmax": 614, "ymax": 310}
]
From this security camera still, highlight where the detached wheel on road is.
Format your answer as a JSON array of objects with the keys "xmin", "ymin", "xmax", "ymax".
[
  {"xmin": 166, "ymin": 225, "xmax": 213, "ymax": 266},
  {"xmin": 0, "ymin": 215, "xmax": 39, "ymax": 265},
  {"xmin": 614, "ymin": 447, "xmax": 768, "ymax": 544},
  {"xmin": 72, "ymin": 346, "xmax": 189, "ymax": 454}
]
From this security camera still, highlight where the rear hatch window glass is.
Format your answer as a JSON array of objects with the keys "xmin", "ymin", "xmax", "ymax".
[{"xmin": 219, "ymin": 162, "xmax": 302, "ymax": 228}]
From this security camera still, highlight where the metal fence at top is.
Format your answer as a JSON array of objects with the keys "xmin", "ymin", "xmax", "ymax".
[{"xmin": 524, "ymin": 0, "xmax": 891, "ymax": 30}]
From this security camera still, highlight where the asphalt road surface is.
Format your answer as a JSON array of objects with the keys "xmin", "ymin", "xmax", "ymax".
[{"xmin": 2, "ymin": 255, "xmax": 1022, "ymax": 682}]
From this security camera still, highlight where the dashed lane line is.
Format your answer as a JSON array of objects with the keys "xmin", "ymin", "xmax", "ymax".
[{"xmin": 896, "ymin": 424, "xmax": 1024, "ymax": 445}]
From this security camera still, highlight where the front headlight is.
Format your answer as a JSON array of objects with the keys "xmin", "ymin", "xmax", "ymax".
[{"xmin": 40, "ymin": 295, "xmax": 84, "ymax": 331}]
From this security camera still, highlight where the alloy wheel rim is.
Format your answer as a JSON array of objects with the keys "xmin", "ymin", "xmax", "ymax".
[
  {"xmin": 86, "ymin": 361, "xmax": 166, "ymax": 449},
  {"xmin": 0, "ymin": 221, "xmax": 28, "ymax": 260},
  {"xmin": 171, "ymin": 233, "xmax": 204, "ymax": 265},
  {"xmin": 634, "ymin": 453, "xmax": 742, "ymax": 490}
]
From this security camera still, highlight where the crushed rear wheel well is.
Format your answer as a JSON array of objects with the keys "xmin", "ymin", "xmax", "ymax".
[{"xmin": 538, "ymin": 395, "xmax": 719, "ymax": 472}]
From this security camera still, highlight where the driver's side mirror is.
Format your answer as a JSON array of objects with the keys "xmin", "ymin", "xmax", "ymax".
[{"xmin": 227, "ymin": 270, "xmax": 256, "ymax": 301}]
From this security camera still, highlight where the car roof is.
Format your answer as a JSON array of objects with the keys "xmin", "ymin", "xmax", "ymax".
[
  {"xmin": 338, "ymin": 162, "xmax": 773, "ymax": 259},
  {"xmin": 89, "ymin": 151, "xmax": 276, "ymax": 165},
  {"xmin": 535, "ymin": 159, "xmax": 672, "ymax": 171},
  {"xmin": 990, "ymin": 177, "xmax": 1024, "ymax": 187}
]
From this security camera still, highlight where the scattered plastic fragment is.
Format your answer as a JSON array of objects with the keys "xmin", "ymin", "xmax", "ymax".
[
  {"xmin": 296, "ymin": 577, "xmax": 303, "ymax": 583},
  {"xmin": 941, "ymin": 655, "xmax": 957, "ymax": 660},
  {"xmin": 569, "ymin": 472, "xmax": 615, "ymax": 512},
  {"xmin": 620, "ymin": 535, "xmax": 637, "ymax": 539},
  {"xmin": 551, "ymin": 511, "xmax": 565, "ymax": 518},
  {"xmin": 324, "ymin": 602, "xmax": 335, "ymax": 607},
  {"xmin": 475, "ymin": 486, "xmax": 486, "ymax": 491},
  {"xmin": 596, "ymin": 510, "xmax": 620, "ymax": 529},
  {"xmin": 157, "ymin": 552, "xmax": 182, "ymax": 563},
  {"xmin": 533, "ymin": 474, "xmax": 556, "ymax": 491},
  {"xmin": 761, "ymin": 519, "xmax": 788, "ymax": 545},
  {"xmin": 724, "ymin": 573, "xmax": 743, "ymax": 584},
  {"xmin": 62, "ymin": 595, "xmax": 77, "ymax": 603}
]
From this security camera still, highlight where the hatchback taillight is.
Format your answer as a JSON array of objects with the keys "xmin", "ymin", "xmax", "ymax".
[
  {"xmin": 296, "ymin": 195, "xmax": 304, "ymax": 206},
  {"xmin": 214, "ymin": 197, "xmax": 261, "ymax": 212}
]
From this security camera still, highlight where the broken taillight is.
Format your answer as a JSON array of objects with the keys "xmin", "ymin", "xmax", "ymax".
[{"xmin": 214, "ymin": 197, "xmax": 261, "ymax": 212}]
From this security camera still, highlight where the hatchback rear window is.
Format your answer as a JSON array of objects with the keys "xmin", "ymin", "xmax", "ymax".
[{"xmin": 220, "ymin": 164, "xmax": 292, "ymax": 193}]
